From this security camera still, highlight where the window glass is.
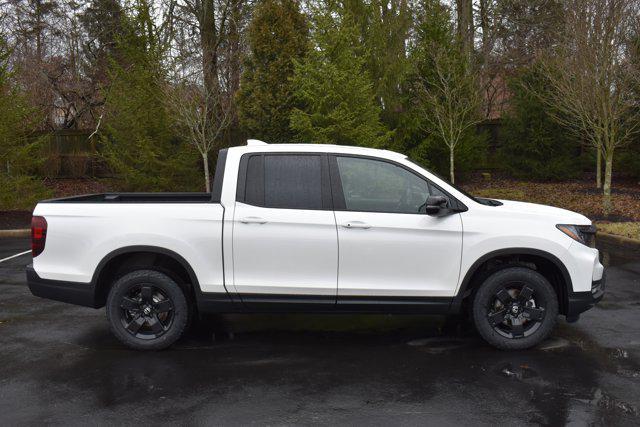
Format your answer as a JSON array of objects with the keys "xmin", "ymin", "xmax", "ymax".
[
  {"xmin": 245, "ymin": 155, "xmax": 264, "ymax": 206},
  {"xmin": 245, "ymin": 155, "xmax": 323, "ymax": 210},
  {"xmin": 336, "ymin": 156, "xmax": 430, "ymax": 214}
]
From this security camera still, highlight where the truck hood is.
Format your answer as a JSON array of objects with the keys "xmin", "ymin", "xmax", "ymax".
[{"xmin": 493, "ymin": 199, "xmax": 591, "ymax": 225}]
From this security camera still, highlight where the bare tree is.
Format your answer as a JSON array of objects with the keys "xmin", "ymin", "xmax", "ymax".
[
  {"xmin": 168, "ymin": 0, "xmax": 250, "ymax": 146},
  {"xmin": 416, "ymin": 46, "xmax": 483, "ymax": 184},
  {"xmin": 536, "ymin": 0, "xmax": 640, "ymax": 209},
  {"xmin": 163, "ymin": 82, "xmax": 231, "ymax": 192}
]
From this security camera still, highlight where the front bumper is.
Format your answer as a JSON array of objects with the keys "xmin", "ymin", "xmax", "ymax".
[
  {"xmin": 27, "ymin": 264, "xmax": 99, "ymax": 308},
  {"xmin": 566, "ymin": 271, "xmax": 606, "ymax": 318}
]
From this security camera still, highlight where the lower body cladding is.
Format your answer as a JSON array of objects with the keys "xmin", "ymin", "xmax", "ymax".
[
  {"xmin": 565, "ymin": 274, "xmax": 606, "ymax": 321},
  {"xmin": 27, "ymin": 265, "xmax": 604, "ymax": 316},
  {"xmin": 27, "ymin": 263, "xmax": 605, "ymax": 351}
]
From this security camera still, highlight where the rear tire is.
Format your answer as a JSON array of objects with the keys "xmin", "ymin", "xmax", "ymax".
[
  {"xmin": 106, "ymin": 270, "xmax": 189, "ymax": 350},
  {"xmin": 472, "ymin": 267, "xmax": 559, "ymax": 350}
]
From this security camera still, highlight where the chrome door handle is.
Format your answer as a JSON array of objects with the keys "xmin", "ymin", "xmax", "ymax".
[
  {"xmin": 240, "ymin": 216, "xmax": 267, "ymax": 224},
  {"xmin": 341, "ymin": 221, "xmax": 371, "ymax": 229}
]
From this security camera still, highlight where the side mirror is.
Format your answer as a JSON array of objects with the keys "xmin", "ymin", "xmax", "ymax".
[{"xmin": 425, "ymin": 195, "xmax": 449, "ymax": 216}]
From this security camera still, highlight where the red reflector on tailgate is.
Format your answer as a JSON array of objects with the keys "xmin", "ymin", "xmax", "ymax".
[{"xmin": 31, "ymin": 216, "xmax": 47, "ymax": 257}]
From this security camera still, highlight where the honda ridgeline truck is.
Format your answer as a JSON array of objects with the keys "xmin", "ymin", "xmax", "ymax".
[{"xmin": 27, "ymin": 140, "xmax": 605, "ymax": 350}]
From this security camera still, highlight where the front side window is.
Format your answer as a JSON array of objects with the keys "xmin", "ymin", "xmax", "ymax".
[
  {"xmin": 336, "ymin": 156, "xmax": 430, "ymax": 214},
  {"xmin": 244, "ymin": 154, "xmax": 323, "ymax": 210}
]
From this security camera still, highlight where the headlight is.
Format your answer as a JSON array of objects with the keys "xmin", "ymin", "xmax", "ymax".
[{"xmin": 556, "ymin": 224, "xmax": 596, "ymax": 246}]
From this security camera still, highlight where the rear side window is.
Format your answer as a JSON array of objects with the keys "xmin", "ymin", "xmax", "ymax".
[{"xmin": 243, "ymin": 154, "xmax": 324, "ymax": 210}]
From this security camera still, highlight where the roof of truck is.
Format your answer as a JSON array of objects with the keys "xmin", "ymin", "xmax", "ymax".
[{"xmin": 234, "ymin": 139, "xmax": 407, "ymax": 161}]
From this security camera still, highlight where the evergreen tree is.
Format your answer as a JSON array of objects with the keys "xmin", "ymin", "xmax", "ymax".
[
  {"xmin": 99, "ymin": 1, "xmax": 200, "ymax": 191},
  {"xmin": 237, "ymin": 0, "xmax": 308, "ymax": 144},
  {"xmin": 500, "ymin": 66, "xmax": 582, "ymax": 180},
  {"xmin": 0, "ymin": 36, "xmax": 52, "ymax": 209},
  {"xmin": 290, "ymin": 6, "xmax": 391, "ymax": 147},
  {"xmin": 340, "ymin": 0, "xmax": 413, "ymax": 137},
  {"xmin": 405, "ymin": 0, "xmax": 486, "ymax": 181}
]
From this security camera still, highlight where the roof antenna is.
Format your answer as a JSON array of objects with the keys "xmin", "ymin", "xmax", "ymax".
[{"xmin": 247, "ymin": 139, "xmax": 268, "ymax": 146}]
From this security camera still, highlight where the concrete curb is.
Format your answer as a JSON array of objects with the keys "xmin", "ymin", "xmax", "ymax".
[
  {"xmin": 596, "ymin": 231, "xmax": 640, "ymax": 249},
  {"xmin": 0, "ymin": 229, "xmax": 30, "ymax": 238}
]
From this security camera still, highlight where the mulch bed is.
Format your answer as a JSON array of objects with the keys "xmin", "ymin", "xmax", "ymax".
[
  {"xmin": 0, "ymin": 211, "xmax": 32, "ymax": 230},
  {"xmin": 0, "ymin": 179, "xmax": 113, "ymax": 230},
  {"xmin": 2, "ymin": 177, "xmax": 638, "ymax": 229},
  {"xmin": 463, "ymin": 177, "xmax": 640, "ymax": 222},
  {"xmin": 43, "ymin": 178, "xmax": 113, "ymax": 198}
]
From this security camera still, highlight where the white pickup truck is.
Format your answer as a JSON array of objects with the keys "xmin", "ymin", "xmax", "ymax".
[{"xmin": 27, "ymin": 140, "xmax": 605, "ymax": 350}]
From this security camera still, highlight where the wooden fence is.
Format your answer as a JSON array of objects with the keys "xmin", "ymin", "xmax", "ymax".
[{"xmin": 32, "ymin": 130, "xmax": 108, "ymax": 178}]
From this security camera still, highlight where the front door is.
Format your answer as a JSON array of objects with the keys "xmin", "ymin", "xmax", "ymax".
[
  {"xmin": 232, "ymin": 153, "xmax": 338, "ymax": 307},
  {"xmin": 331, "ymin": 155, "xmax": 463, "ymax": 305}
]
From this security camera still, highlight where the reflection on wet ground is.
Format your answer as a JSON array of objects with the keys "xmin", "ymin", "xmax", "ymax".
[{"xmin": 0, "ymin": 237, "xmax": 638, "ymax": 425}]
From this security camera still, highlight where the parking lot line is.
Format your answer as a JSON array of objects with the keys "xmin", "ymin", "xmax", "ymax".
[{"xmin": 0, "ymin": 250, "xmax": 31, "ymax": 264}]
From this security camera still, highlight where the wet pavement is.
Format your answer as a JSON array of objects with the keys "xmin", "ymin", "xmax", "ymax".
[{"xmin": 0, "ymin": 237, "xmax": 639, "ymax": 425}]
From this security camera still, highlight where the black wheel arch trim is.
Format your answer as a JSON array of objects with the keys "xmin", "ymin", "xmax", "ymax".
[
  {"xmin": 91, "ymin": 245, "xmax": 238, "ymax": 311},
  {"xmin": 450, "ymin": 247, "xmax": 574, "ymax": 315}
]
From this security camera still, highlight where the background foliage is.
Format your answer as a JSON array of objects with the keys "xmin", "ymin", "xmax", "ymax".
[{"xmin": 0, "ymin": 0, "xmax": 639, "ymax": 211}]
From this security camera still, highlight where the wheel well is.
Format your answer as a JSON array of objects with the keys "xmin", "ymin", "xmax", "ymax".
[
  {"xmin": 93, "ymin": 251, "xmax": 198, "ymax": 308},
  {"xmin": 461, "ymin": 253, "xmax": 570, "ymax": 315}
]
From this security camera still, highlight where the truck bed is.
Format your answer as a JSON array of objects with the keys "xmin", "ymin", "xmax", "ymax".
[{"xmin": 41, "ymin": 193, "xmax": 213, "ymax": 203}]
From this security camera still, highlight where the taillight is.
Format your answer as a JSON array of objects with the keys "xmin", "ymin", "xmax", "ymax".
[{"xmin": 31, "ymin": 216, "xmax": 47, "ymax": 257}]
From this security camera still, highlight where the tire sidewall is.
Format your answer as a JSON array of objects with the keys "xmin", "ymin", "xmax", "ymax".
[
  {"xmin": 472, "ymin": 267, "xmax": 559, "ymax": 350},
  {"xmin": 106, "ymin": 269, "xmax": 189, "ymax": 350}
]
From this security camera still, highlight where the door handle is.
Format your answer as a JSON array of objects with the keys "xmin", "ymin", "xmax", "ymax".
[
  {"xmin": 240, "ymin": 216, "xmax": 268, "ymax": 224},
  {"xmin": 341, "ymin": 221, "xmax": 371, "ymax": 229}
]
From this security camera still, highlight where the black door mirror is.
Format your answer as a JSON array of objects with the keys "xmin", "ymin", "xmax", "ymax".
[{"xmin": 425, "ymin": 195, "xmax": 449, "ymax": 215}]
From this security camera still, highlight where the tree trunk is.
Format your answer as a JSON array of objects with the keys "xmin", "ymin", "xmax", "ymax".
[
  {"xmin": 450, "ymin": 146, "xmax": 455, "ymax": 184},
  {"xmin": 203, "ymin": 153, "xmax": 211, "ymax": 193},
  {"xmin": 603, "ymin": 149, "xmax": 613, "ymax": 216},
  {"xmin": 199, "ymin": 1, "xmax": 220, "ymax": 102},
  {"xmin": 596, "ymin": 148, "xmax": 602, "ymax": 189},
  {"xmin": 456, "ymin": 0, "xmax": 474, "ymax": 62},
  {"xmin": 479, "ymin": 0, "xmax": 490, "ymax": 60}
]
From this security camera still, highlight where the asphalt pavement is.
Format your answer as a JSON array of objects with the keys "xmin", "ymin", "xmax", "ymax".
[{"xmin": 0, "ymin": 237, "xmax": 639, "ymax": 425}]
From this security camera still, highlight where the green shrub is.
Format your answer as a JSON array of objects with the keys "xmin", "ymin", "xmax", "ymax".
[
  {"xmin": 0, "ymin": 175, "xmax": 52, "ymax": 210},
  {"xmin": 499, "ymin": 67, "xmax": 582, "ymax": 181},
  {"xmin": 616, "ymin": 144, "xmax": 640, "ymax": 180},
  {"xmin": 411, "ymin": 130, "xmax": 488, "ymax": 182}
]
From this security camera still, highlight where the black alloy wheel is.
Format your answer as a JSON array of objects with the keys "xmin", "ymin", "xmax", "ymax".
[
  {"xmin": 106, "ymin": 270, "xmax": 189, "ymax": 350},
  {"xmin": 486, "ymin": 283, "xmax": 545, "ymax": 339},
  {"xmin": 472, "ymin": 267, "xmax": 559, "ymax": 350},
  {"xmin": 119, "ymin": 284, "xmax": 174, "ymax": 340}
]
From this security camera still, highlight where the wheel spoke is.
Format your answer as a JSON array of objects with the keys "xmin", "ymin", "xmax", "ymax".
[
  {"xmin": 488, "ymin": 309, "xmax": 507, "ymax": 327},
  {"xmin": 148, "ymin": 315, "xmax": 165, "ymax": 334},
  {"xmin": 125, "ymin": 316, "xmax": 145, "ymax": 334},
  {"xmin": 518, "ymin": 286, "xmax": 534, "ymax": 302},
  {"xmin": 524, "ymin": 306, "xmax": 544, "ymax": 321},
  {"xmin": 510, "ymin": 321, "xmax": 525, "ymax": 338},
  {"xmin": 496, "ymin": 289, "xmax": 513, "ymax": 305},
  {"xmin": 153, "ymin": 299, "xmax": 172, "ymax": 313},
  {"xmin": 120, "ymin": 297, "xmax": 139, "ymax": 311},
  {"xmin": 140, "ymin": 286, "xmax": 153, "ymax": 302}
]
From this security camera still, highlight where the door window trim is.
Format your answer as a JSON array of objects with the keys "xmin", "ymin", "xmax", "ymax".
[
  {"xmin": 236, "ymin": 152, "xmax": 333, "ymax": 211},
  {"xmin": 328, "ymin": 154, "xmax": 467, "ymax": 214}
]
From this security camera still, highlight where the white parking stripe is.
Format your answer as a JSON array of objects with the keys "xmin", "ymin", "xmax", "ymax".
[{"xmin": 0, "ymin": 250, "xmax": 31, "ymax": 264}]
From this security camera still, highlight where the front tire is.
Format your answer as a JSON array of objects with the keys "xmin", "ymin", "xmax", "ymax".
[
  {"xmin": 472, "ymin": 267, "xmax": 559, "ymax": 350},
  {"xmin": 106, "ymin": 270, "xmax": 189, "ymax": 350}
]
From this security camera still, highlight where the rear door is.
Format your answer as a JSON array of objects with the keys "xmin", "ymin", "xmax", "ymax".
[
  {"xmin": 232, "ymin": 153, "xmax": 338, "ymax": 308},
  {"xmin": 331, "ymin": 155, "xmax": 463, "ymax": 305}
]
